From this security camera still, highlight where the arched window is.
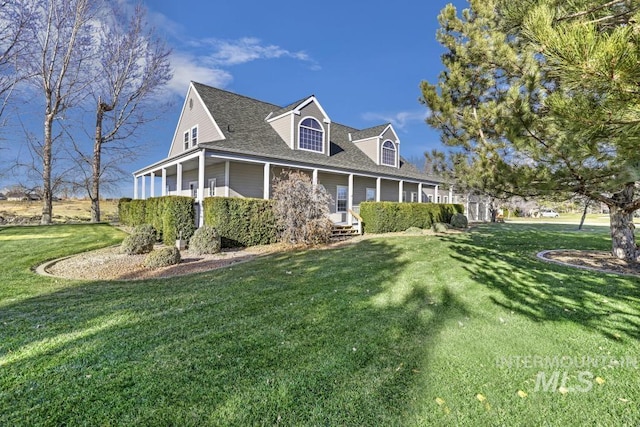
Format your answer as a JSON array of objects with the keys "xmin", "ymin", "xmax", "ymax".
[
  {"xmin": 298, "ymin": 117, "xmax": 324, "ymax": 152},
  {"xmin": 381, "ymin": 140, "xmax": 396, "ymax": 166}
]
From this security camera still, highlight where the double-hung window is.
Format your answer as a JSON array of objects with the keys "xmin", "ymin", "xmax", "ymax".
[
  {"xmin": 183, "ymin": 131, "xmax": 189, "ymax": 150},
  {"xmin": 366, "ymin": 188, "xmax": 376, "ymax": 202},
  {"xmin": 336, "ymin": 186, "xmax": 348, "ymax": 212},
  {"xmin": 191, "ymin": 126, "xmax": 198, "ymax": 147}
]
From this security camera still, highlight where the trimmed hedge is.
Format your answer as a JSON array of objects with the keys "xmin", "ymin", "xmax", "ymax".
[
  {"xmin": 359, "ymin": 202, "xmax": 464, "ymax": 233},
  {"xmin": 118, "ymin": 196, "xmax": 195, "ymax": 245},
  {"xmin": 203, "ymin": 197, "xmax": 278, "ymax": 247}
]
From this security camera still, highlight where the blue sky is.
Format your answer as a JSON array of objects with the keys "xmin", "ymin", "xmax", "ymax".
[{"xmin": 2, "ymin": 0, "xmax": 469, "ymax": 197}]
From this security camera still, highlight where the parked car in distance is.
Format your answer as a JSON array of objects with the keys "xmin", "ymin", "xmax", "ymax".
[{"xmin": 540, "ymin": 209, "xmax": 559, "ymax": 218}]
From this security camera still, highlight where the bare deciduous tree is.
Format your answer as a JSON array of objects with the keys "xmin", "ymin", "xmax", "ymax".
[
  {"xmin": 86, "ymin": 3, "xmax": 171, "ymax": 222},
  {"xmin": 272, "ymin": 170, "xmax": 334, "ymax": 246},
  {"xmin": 19, "ymin": 0, "xmax": 100, "ymax": 224}
]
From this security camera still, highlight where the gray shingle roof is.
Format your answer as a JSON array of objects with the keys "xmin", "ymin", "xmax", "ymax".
[
  {"xmin": 268, "ymin": 95, "xmax": 312, "ymax": 120},
  {"xmin": 192, "ymin": 82, "xmax": 443, "ymax": 183},
  {"xmin": 351, "ymin": 124, "xmax": 389, "ymax": 141}
]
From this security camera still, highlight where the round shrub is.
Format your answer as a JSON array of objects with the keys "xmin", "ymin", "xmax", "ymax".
[
  {"xmin": 121, "ymin": 224, "xmax": 157, "ymax": 255},
  {"xmin": 450, "ymin": 213, "xmax": 469, "ymax": 229},
  {"xmin": 432, "ymin": 222, "xmax": 449, "ymax": 233},
  {"xmin": 189, "ymin": 225, "xmax": 222, "ymax": 255},
  {"xmin": 143, "ymin": 246, "xmax": 181, "ymax": 268}
]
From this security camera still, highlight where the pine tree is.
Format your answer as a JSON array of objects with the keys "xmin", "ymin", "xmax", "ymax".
[{"xmin": 422, "ymin": 0, "xmax": 640, "ymax": 262}]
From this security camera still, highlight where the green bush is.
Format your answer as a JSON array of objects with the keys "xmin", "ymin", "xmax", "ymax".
[
  {"xmin": 162, "ymin": 196, "xmax": 195, "ymax": 245},
  {"xmin": 432, "ymin": 222, "xmax": 449, "ymax": 233},
  {"xmin": 143, "ymin": 246, "xmax": 181, "ymax": 268},
  {"xmin": 121, "ymin": 224, "xmax": 157, "ymax": 254},
  {"xmin": 359, "ymin": 202, "xmax": 463, "ymax": 233},
  {"xmin": 204, "ymin": 197, "xmax": 278, "ymax": 247},
  {"xmin": 118, "ymin": 196, "xmax": 195, "ymax": 246},
  {"xmin": 450, "ymin": 213, "xmax": 469, "ymax": 229},
  {"xmin": 189, "ymin": 225, "xmax": 221, "ymax": 255}
]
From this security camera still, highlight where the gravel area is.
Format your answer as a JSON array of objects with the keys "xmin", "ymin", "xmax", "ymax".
[
  {"xmin": 538, "ymin": 249, "xmax": 640, "ymax": 277},
  {"xmin": 45, "ymin": 243, "xmax": 287, "ymax": 281}
]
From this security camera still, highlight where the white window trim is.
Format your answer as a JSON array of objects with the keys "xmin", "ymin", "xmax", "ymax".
[
  {"xmin": 402, "ymin": 191, "xmax": 407, "ymax": 202},
  {"xmin": 183, "ymin": 131, "xmax": 189, "ymax": 150},
  {"xmin": 188, "ymin": 181, "xmax": 198, "ymax": 198},
  {"xmin": 297, "ymin": 116, "xmax": 325, "ymax": 153},
  {"xmin": 381, "ymin": 140, "xmax": 397, "ymax": 167},
  {"xmin": 336, "ymin": 185, "xmax": 348, "ymax": 213},
  {"xmin": 208, "ymin": 178, "xmax": 216, "ymax": 197},
  {"xmin": 191, "ymin": 125, "xmax": 198, "ymax": 147},
  {"xmin": 411, "ymin": 192, "xmax": 418, "ymax": 203},
  {"xmin": 366, "ymin": 187, "xmax": 376, "ymax": 202}
]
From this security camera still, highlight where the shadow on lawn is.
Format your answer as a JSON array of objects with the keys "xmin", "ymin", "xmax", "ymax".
[
  {"xmin": 445, "ymin": 223, "xmax": 640, "ymax": 342},
  {"xmin": 0, "ymin": 237, "xmax": 465, "ymax": 425}
]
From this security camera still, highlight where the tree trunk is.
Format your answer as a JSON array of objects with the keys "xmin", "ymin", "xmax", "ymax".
[
  {"xmin": 41, "ymin": 114, "xmax": 54, "ymax": 225},
  {"xmin": 609, "ymin": 184, "xmax": 639, "ymax": 262},
  {"xmin": 578, "ymin": 199, "xmax": 589, "ymax": 230},
  {"xmin": 91, "ymin": 103, "xmax": 104, "ymax": 223}
]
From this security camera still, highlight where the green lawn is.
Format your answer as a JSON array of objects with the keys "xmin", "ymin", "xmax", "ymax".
[{"xmin": 1, "ymin": 223, "xmax": 639, "ymax": 425}]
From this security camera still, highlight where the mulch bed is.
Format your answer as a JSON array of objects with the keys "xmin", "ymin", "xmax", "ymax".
[{"xmin": 539, "ymin": 250, "xmax": 640, "ymax": 277}]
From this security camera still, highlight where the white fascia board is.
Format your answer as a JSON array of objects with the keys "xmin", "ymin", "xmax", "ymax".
[
  {"xmin": 382, "ymin": 123, "xmax": 400, "ymax": 143},
  {"xmin": 295, "ymin": 96, "xmax": 331, "ymax": 123},
  {"xmin": 193, "ymin": 84, "xmax": 226, "ymax": 141},
  {"xmin": 266, "ymin": 109, "xmax": 294, "ymax": 123},
  {"xmin": 167, "ymin": 83, "xmax": 194, "ymax": 156},
  {"xmin": 134, "ymin": 148, "xmax": 204, "ymax": 176}
]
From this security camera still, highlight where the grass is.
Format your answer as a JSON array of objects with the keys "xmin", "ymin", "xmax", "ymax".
[
  {"xmin": 506, "ymin": 212, "xmax": 640, "ymax": 225},
  {"xmin": 1, "ymin": 223, "xmax": 639, "ymax": 425},
  {"xmin": 0, "ymin": 199, "xmax": 119, "ymax": 222}
]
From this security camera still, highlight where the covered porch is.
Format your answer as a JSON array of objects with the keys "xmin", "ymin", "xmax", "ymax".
[{"xmin": 132, "ymin": 150, "xmax": 455, "ymax": 229}]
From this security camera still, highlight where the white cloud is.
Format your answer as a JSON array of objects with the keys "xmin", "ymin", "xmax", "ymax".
[
  {"xmin": 362, "ymin": 110, "xmax": 429, "ymax": 131},
  {"xmin": 167, "ymin": 52, "xmax": 233, "ymax": 96},
  {"xmin": 194, "ymin": 37, "xmax": 319, "ymax": 69}
]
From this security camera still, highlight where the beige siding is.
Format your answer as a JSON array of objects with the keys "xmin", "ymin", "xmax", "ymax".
[
  {"xmin": 380, "ymin": 179, "xmax": 399, "ymax": 201},
  {"xmin": 381, "ymin": 126, "xmax": 398, "ymax": 143},
  {"xmin": 353, "ymin": 176, "xmax": 376, "ymax": 205},
  {"xmin": 404, "ymin": 182, "xmax": 419, "ymax": 202},
  {"xmin": 229, "ymin": 162, "xmax": 263, "ymax": 199},
  {"xmin": 207, "ymin": 163, "xmax": 226, "ymax": 196},
  {"xmin": 293, "ymin": 101, "xmax": 328, "ymax": 155},
  {"xmin": 317, "ymin": 172, "xmax": 348, "ymax": 216},
  {"xmin": 353, "ymin": 137, "xmax": 378, "ymax": 164},
  {"xmin": 181, "ymin": 168, "xmax": 199, "ymax": 192},
  {"xmin": 269, "ymin": 115, "xmax": 293, "ymax": 149},
  {"xmin": 268, "ymin": 166, "xmax": 312, "ymax": 195},
  {"xmin": 169, "ymin": 87, "xmax": 224, "ymax": 157}
]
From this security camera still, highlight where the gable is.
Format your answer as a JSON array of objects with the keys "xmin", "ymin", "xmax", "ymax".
[{"xmin": 168, "ymin": 83, "xmax": 225, "ymax": 157}]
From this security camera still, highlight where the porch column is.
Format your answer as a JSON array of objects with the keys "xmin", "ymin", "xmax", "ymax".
[
  {"xmin": 434, "ymin": 185, "xmax": 439, "ymax": 203},
  {"xmin": 312, "ymin": 169, "xmax": 318, "ymax": 187},
  {"xmin": 176, "ymin": 163, "xmax": 183, "ymax": 196},
  {"xmin": 476, "ymin": 202, "xmax": 480, "ymax": 221},
  {"xmin": 198, "ymin": 151, "xmax": 206, "ymax": 227},
  {"xmin": 224, "ymin": 161, "xmax": 230, "ymax": 197},
  {"xmin": 418, "ymin": 183, "xmax": 423, "ymax": 203},
  {"xmin": 150, "ymin": 172, "xmax": 155, "ymax": 198},
  {"xmin": 485, "ymin": 203, "xmax": 489, "ymax": 222},
  {"xmin": 376, "ymin": 177, "xmax": 381, "ymax": 202},
  {"xmin": 263, "ymin": 163, "xmax": 271, "ymax": 199},
  {"xmin": 449, "ymin": 187, "xmax": 453, "ymax": 203},
  {"xmin": 398, "ymin": 180, "xmax": 404, "ymax": 203},
  {"xmin": 141, "ymin": 175, "xmax": 146, "ymax": 199},
  {"xmin": 348, "ymin": 174, "xmax": 354, "ymax": 225},
  {"xmin": 161, "ymin": 168, "xmax": 167, "ymax": 196},
  {"xmin": 133, "ymin": 175, "xmax": 138, "ymax": 199}
]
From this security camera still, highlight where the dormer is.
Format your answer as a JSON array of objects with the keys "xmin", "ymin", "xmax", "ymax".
[
  {"xmin": 350, "ymin": 124, "xmax": 400, "ymax": 168},
  {"xmin": 168, "ymin": 82, "xmax": 226, "ymax": 157},
  {"xmin": 266, "ymin": 96, "xmax": 331, "ymax": 156}
]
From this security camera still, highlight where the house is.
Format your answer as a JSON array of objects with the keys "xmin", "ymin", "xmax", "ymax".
[{"xmin": 133, "ymin": 82, "xmax": 455, "ymax": 229}]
